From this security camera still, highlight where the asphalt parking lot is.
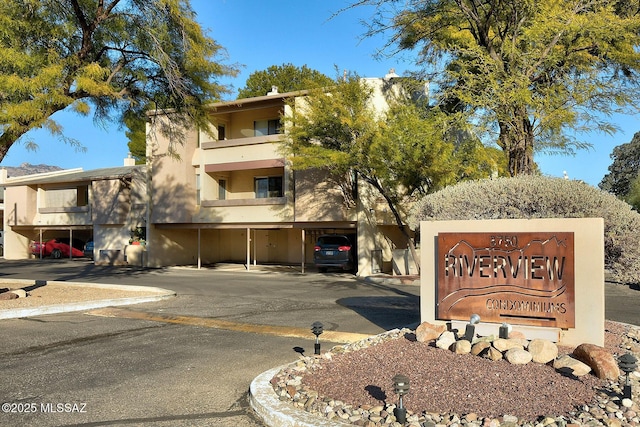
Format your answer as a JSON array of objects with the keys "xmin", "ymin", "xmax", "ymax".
[
  {"xmin": 0, "ymin": 259, "xmax": 638, "ymax": 427},
  {"xmin": 0, "ymin": 260, "xmax": 420, "ymax": 427}
]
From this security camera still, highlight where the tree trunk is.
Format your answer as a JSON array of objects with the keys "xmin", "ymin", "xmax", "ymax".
[
  {"xmin": 366, "ymin": 177, "xmax": 420, "ymax": 274},
  {"xmin": 498, "ymin": 114, "xmax": 535, "ymax": 176},
  {"xmin": 0, "ymin": 130, "xmax": 22, "ymax": 164},
  {"xmin": 0, "ymin": 141, "xmax": 10, "ymax": 163}
]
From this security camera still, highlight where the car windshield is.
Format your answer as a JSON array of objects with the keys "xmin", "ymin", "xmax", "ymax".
[{"xmin": 317, "ymin": 236, "xmax": 350, "ymax": 246}]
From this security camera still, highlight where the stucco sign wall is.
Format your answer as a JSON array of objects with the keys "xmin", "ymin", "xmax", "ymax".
[
  {"xmin": 420, "ymin": 218, "xmax": 605, "ymax": 347},
  {"xmin": 437, "ymin": 232, "xmax": 575, "ymax": 328}
]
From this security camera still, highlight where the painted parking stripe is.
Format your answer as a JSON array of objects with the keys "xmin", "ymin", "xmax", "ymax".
[{"xmin": 88, "ymin": 307, "xmax": 371, "ymax": 343}]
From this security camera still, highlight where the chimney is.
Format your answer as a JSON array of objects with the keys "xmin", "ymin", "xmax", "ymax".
[
  {"xmin": 384, "ymin": 68, "xmax": 399, "ymax": 80},
  {"xmin": 267, "ymin": 85, "xmax": 279, "ymax": 96},
  {"xmin": 124, "ymin": 153, "xmax": 136, "ymax": 166}
]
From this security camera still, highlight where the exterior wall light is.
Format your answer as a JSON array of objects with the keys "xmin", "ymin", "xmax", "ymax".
[
  {"xmin": 392, "ymin": 374, "xmax": 410, "ymax": 424},
  {"xmin": 619, "ymin": 353, "xmax": 638, "ymax": 399},
  {"xmin": 311, "ymin": 321, "xmax": 324, "ymax": 355},
  {"xmin": 464, "ymin": 314, "xmax": 481, "ymax": 342}
]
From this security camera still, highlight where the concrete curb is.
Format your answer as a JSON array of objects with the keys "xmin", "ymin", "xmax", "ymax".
[
  {"xmin": 250, "ymin": 364, "xmax": 350, "ymax": 427},
  {"xmin": 0, "ymin": 279, "xmax": 176, "ymax": 319}
]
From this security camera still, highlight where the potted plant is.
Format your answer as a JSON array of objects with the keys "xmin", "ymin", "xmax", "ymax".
[{"xmin": 129, "ymin": 226, "xmax": 147, "ymax": 247}]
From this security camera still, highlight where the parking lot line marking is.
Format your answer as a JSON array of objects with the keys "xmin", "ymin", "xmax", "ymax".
[{"xmin": 87, "ymin": 307, "xmax": 372, "ymax": 343}]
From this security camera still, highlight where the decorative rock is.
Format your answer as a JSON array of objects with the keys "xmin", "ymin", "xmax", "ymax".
[
  {"xmin": 505, "ymin": 348, "xmax": 532, "ymax": 365},
  {"xmin": 573, "ymin": 343, "xmax": 621, "ymax": 380},
  {"xmin": 471, "ymin": 341, "xmax": 491, "ymax": 356},
  {"xmin": 416, "ymin": 322, "xmax": 448, "ymax": 343},
  {"xmin": 485, "ymin": 346, "xmax": 504, "ymax": 361},
  {"xmin": 509, "ymin": 330, "xmax": 527, "ymax": 339},
  {"xmin": 0, "ymin": 292, "xmax": 18, "ymax": 300},
  {"xmin": 503, "ymin": 415, "xmax": 519, "ymax": 423},
  {"xmin": 553, "ymin": 354, "xmax": 592, "ymax": 377},
  {"xmin": 453, "ymin": 340, "xmax": 471, "ymax": 354},
  {"xmin": 286, "ymin": 385, "xmax": 297, "ymax": 398},
  {"xmin": 623, "ymin": 399, "xmax": 634, "ymax": 408},
  {"xmin": 528, "ymin": 339, "xmax": 558, "ymax": 364},
  {"xmin": 436, "ymin": 331, "xmax": 456, "ymax": 350},
  {"xmin": 9, "ymin": 289, "xmax": 27, "ymax": 298},
  {"xmin": 493, "ymin": 338, "xmax": 525, "ymax": 352}
]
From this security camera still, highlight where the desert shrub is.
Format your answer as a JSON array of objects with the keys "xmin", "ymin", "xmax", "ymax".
[{"xmin": 410, "ymin": 175, "xmax": 640, "ymax": 284}]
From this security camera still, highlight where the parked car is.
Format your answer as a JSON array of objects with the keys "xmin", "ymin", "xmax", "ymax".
[
  {"xmin": 83, "ymin": 240, "xmax": 94, "ymax": 259},
  {"xmin": 313, "ymin": 234, "xmax": 355, "ymax": 273},
  {"xmin": 30, "ymin": 238, "xmax": 86, "ymax": 259}
]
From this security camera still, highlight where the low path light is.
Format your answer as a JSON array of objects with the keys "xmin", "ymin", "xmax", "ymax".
[
  {"xmin": 619, "ymin": 353, "xmax": 638, "ymax": 399},
  {"xmin": 311, "ymin": 321, "xmax": 324, "ymax": 355},
  {"xmin": 464, "ymin": 314, "xmax": 481, "ymax": 342},
  {"xmin": 393, "ymin": 374, "xmax": 410, "ymax": 424},
  {"xmin": 499, "ymin": 322, "xmax": 511, "ymax": 339}
]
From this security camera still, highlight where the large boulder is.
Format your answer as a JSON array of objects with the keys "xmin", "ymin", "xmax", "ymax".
[
  {"xmin": 528, "ymin": 339, "xmax": 558, "ymax": 364},
  {"xmin": 436, "ymin": 331, "xmax": 457, "ymax": 350},
  {"xmin": 505, "ymin": 348, "xmax": 532, "ymax": 365},
  {"xmin": 553, "ymin": 354, "xmax": 592, "ymax": 377},
  {"xmin": 453, "ymin": 340, "xmax": 471, "ymax": 354},
  {"xmin": 573, "ymin": 343, "xmax": 620, "ymax": 380},
  {"xmin": 493, "ymin": 338, "xmax": 526, "ymax": 352},
  {"xmin": 415, "ymin": 322, "xmax": 447, "ymax": 343}
]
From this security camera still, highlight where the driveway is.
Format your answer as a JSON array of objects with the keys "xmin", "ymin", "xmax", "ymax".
[
  {"xmin": 0, "ymin": 260, "xmax": 420, "ymax": 427},
  {"xmin": 0, "ymin": 260, "xmax": 638, "ymax": 427}
]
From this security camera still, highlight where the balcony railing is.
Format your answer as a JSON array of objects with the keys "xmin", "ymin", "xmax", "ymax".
[
  {"xmin": 201, "ymin": 134, "xmax": 281, "ymax": 150},
  {"xmin": 201, "ymin": 197, "xmax": 286, "ymax": 207}
]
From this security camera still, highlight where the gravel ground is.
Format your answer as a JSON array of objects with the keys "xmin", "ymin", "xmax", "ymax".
[
  {"xmin": 275, "ymin": 321, "xmax": 640, "ymax": 425},
  {"xmin": 0, "ymin": 282, "xmax": 153, "ymax": 309},
  {"xmin": 303, "ymin": 335, "xmax": 603, "ymax": 420}
]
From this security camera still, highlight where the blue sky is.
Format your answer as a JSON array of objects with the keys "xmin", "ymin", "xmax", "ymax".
[{"xmin": 1, "ymin": 0, "xmax": 638, "ymax": 187}]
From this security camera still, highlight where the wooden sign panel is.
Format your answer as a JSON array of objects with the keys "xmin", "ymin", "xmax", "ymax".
[{"xmin": 436, "ymin": 232, "xmax": 575, "ymax": 328}]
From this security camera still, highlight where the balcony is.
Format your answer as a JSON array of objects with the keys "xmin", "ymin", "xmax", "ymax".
[
  {"xmin": 201, "ymin": 197, "xmax": 286, "ymax": 208},
  {"xmin": 201, "ymin": 134, "xmax": 281, "ymax": 150}
]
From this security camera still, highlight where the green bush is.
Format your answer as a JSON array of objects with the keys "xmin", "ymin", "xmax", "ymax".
[{"xmin": 411, "ymin": 175, "xmax": 640, "ymax": 284}]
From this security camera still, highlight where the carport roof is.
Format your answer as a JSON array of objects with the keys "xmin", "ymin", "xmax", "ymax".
[{"xmin": 3, "ymin": 165, "xmax": 146, "ymax": 186}]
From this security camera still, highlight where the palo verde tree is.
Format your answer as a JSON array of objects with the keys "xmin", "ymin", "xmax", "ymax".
[
  {"xmin": 237, "ymin": 63, "xmax": 334, "ymax": 99},
  {"xmin": 357, "ymin": 0, "xmax": 640, "ymax": 176},
  {"xmin": 283, "ymin": 72, "xmax": 496, "ymax": 269},
  {"xmin": 0, "ymin": 0, "xmax": 238, "ymax": 162}
]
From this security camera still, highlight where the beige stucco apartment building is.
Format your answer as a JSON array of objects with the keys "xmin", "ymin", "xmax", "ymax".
[{"xmin": 1, "ymin": 76, "xmax": 419, "ymax": 275}]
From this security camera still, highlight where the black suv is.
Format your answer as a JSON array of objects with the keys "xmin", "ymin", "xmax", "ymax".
[{"xmin": 313, "ymin": 234, "xmax": 355, "ymax": 273}]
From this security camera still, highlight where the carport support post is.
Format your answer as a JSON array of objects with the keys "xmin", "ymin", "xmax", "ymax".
[
  {"xmin": 39, "ymin": 229, "xmax": 43, "ymax": 259},
  {"xmin": 301, "ymin": 229, "xmax": 305, "ymax": 274},
  {"xmin": 246, "ymin": 227, "xmax": 251, "ymax": 271},
  {"xmin": 197, "ymin": 228, "xmax": 201, "ymax": 270},
  {"xmin": 69, "ymin": 229, "xmax": 73, "ymax": 259}
]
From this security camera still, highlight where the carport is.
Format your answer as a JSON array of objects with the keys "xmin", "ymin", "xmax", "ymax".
[
  {"xmin": 153, "ymin": 222, "xmax": 357, "ymax": 272},
  {"xmin": 25, "ymin": 225, "xmax": 92, "ymax": 259}
]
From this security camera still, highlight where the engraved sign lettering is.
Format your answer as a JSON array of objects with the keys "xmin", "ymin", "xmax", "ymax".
[{"xmin": 437, "ymin": 232, "xmax": 575, "ymax": 328}]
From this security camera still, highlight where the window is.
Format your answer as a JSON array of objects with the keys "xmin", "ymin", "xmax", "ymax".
[
  {"xmin": 218, "ymin": 179, "xmax": 227, "ymax": 200},
  {"xmin": 217, "ymin": 124, "xmax": 226, "ymax": 140},
  {"xmin": 43, "ymin": 186, "xmax": 88, "ymax": 208},
  {"xmin": 255, "ymin": 176, "xmax": 283, "ymax": 198},
  {"xmin": 254, "ymin": 119, "xmax": 280, "ymax": 136}
]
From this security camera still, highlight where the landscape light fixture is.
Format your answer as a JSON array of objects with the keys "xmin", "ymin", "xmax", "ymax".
[
  {"xmin": 499, "ymin": 322, "xmax": 511, "ymax": 339},
  {"xmin": 464, "ymin": 314, "xmax": 481, "ymax": 342},
  {"xmin": 392, "ymin": 374, "xmax": 410, "ymax": 424},
  {"xmin": 618, "ymin": 353, "xmax": 638, "ymax": 399},
  {"xmin": 311, "ymin": 321, "xmax": 324, "ymax": 355}
]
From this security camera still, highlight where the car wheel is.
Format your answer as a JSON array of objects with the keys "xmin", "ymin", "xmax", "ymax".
[{"xmin": 51, "ymin": 249, "xmax": 62, "ymax": 259}]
